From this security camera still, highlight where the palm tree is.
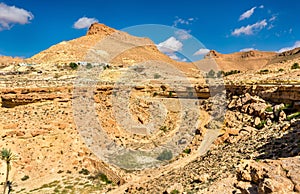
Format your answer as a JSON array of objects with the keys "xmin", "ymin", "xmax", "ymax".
[{"xmin": 1, "ymin": 148, "xmax": 15, "ymax": 194}]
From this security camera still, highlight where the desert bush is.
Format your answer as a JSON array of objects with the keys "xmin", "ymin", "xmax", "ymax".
[
  {"xmin": 21, "ymin": 175, "xmax": 29, "ymax": 181},
  {"xmin": 255, "ymin": 120, "xmax": 266, "ymax": 129},
  {"xmin": 207, "ymin": 69, "xmax": 215, "ymax": 78},
  {"xmin": 223, "ymin": 70, "xmax": 240, "ymax": 76},
  {"xmin": 183, "ymin": 148, "xmax": 191, "ymax": 154},
  {"xmin": 89, "ymin": 173, "xmax": 112, "ymax": 184},
  {"xmin": 265, "ymin": 106, "xmax": 273, "ymax": 113},
  {"xmin": 159, "ymin": 126, "xmax": 169, "ymax": 132},
  {"xmin": 291, "ymin": 62, "xmax": 300, "ymax": 69},
  {"xmin": 170, "ymin": 190, "xmax": 180, "ymax": 194},
  {"xmin": 287, "ymin": 112, "xmax": 300, "ymax": 121},
  {"xmin": 86, "ymin": 63, "xmax": 93, "ymax": 69},
  {"xmin": 259, "ymin": 69, "xmax": 269, "ymax": 74},
  {"xmin": 69, "ymin": 62, "xmax": 78, "ymax": 70},
  {"xmin": 98, "ymin": 173, "xmax": 112, "ymax": 184},
  {"xmin": 79, "ymin": 168, "xmax": 90, "ymax": 175},
  {"xmin": 154, "ymin": 73, "xmax": 161, "ymax": 79},
  {"xmin": 157, "ymin": 149, "xmax": 173, "ymax": 161}
]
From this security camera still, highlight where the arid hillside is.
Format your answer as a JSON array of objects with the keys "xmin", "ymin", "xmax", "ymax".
[{"xmin": 27, "ymin": 23, "xmax": 194, "ymax": 73}]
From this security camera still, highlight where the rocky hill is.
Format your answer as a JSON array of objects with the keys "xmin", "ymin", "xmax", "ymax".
[
  {"xmin": 0, "ymin": 56, "xmax": 24, "ymax": 66},
  {"xmin": 27, "ymin": 23, "xmax": 193, "ymax": 73},
  {"xmin": 203, "ymin": 47, "xmax": 300, "ymax": 72}
]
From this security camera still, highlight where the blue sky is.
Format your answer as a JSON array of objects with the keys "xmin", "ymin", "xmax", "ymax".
[{"xmin": 0, "ymin": 0, "xmax": 299, "ymax": 59}]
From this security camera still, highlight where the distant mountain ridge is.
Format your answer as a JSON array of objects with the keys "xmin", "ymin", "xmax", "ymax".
[{"xmin": 1, "ymin": 22, "xmax": 300, "ymax": 72}]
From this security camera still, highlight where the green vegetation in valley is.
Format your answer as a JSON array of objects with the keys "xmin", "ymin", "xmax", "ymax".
[{"xmin": 157, "ymin": 149, "xmax": 173, "ymax": 161}]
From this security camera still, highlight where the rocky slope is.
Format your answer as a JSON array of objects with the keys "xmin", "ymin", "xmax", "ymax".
[
  {"xmin": 27, "ymin": 23, "xmax": 193, "ymax": 74},
  {"xmin": 123, "ymin": 93, "xmax": 300, "ymax": 194}
]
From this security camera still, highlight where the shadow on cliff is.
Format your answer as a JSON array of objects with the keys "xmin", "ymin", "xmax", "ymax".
[{"xmin": 256, "ymin": 120, "xmax": 300, "ymax": 159}]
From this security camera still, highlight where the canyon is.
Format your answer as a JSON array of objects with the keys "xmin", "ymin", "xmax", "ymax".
[{"xmin": 0, "ymin": 23, "xmax": 299, "ymax": 193}]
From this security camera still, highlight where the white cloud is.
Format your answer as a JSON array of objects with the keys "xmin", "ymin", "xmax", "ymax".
[
  {"xmin": 239, "ymin": 7, "xmax": 256, "ymax": 21},
  {"xmin": 267, "ymin": 24, "xmax": 274, "ymax": 30},
  {"xmin": 167, "ymin": 53, "xmax": 187, "ymax": 62},
  {"xmin": 193, "ymin": 48, "xmax": 210, "ymax": 56},
  {"xmin": 175, "ymin": 29, "xmax": 192, "ymax": 40},
  {"xmin": 157, "ymin": 37, "xmax": 183, "ymax": 53},
  {"xmin": 73, "ymin": 17, "xmax": 98, "ymax": 29},
  {"xmin": 0, "ymin": 3, "xmax": 34, "ymax": 31},
  {"xmin": 168, "ymin": 53, "xmax": 180, "ymax": 60},
  {"xmin": 232, "ymin": 19, "xmax": 267, "ymax": 36},
  {"xmin": 269, "ymin": 15, "xmax": 276, "ymax": 22},
  {"xmin": 240, "ymin": 48, "xmax": 256, "ymax": 52},
  {"xmin": 277, "ymin": 41, "xmax": 300, "ymax": 53},
  {"xmin": 157, "ymin": 36, "xmax": 188, "ymax": 62},
  {"xmin": 259, "ymin": 5, "xmax": 264, "ymax": 9},
  {"xmin": 173, "ymin": 17, "xmax": 195, "ymax": 27}
]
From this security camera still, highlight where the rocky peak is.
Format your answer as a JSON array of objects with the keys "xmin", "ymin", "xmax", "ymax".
[
  {"xmin": 241, "ymin": 50, "xmax": 256, "ymax": 58},
  {"xmin": 86, "ymin": 22, "xmax": 116, "ymax": 36},
  {"xmin": 278, "ymin": 47, "xmax": 300, "ymax": 57},
  {"xmin": 206, "ymin": 50, "xmax": 221, "ymax": 58}
]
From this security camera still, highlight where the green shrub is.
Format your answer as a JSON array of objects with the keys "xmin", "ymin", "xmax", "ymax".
[
  {"xmin": 168, "ymin": 91, "xmax": 173, "ymax": 97},
  {"xmin": 98, "ymin": 173, "xmax": 112, "ymax": 184},
  {"xmin": 159, "ymin": 126, "xmax": 169, "ymax": 132},
  {"xmin": 255, "ymin": 120, "xmax": 266, "ymax": 129},
  {"xmin": 259, "ymin": 69, "xmax": 269, "ymax": 74},
  {"xmin": 79, "ymin": 168, "xmax": 90, "ymax": 175},
  {"xmin": 278, "ymin": 68, "xmax": 284, "ymax": 72},
  {"xmin": 86, "ymin": 63, "xmax": 93, "ymax": 69},
  {"xmin": 291, "ymin": 63, "xmax": 300, "ymax": 69},
  {"xmin": 265, "ymin": 106, "xmax": 273, "ymax": 113},
  {"xmin": 21, "ymin": 175, "xmax": 29, "ymax": 181},
  {"xmin": 287, "ymin": 112, "xmax": 300, "ymax": 121},
  {"xmin": 157, "ymin": 149, "xmax": 173, "ymax": 161},
  {"xmin": 88, "ymin": 172, "xmax": 112, "ymax": 184},
  {"xmin": 69, "ymin": 62, "xmax": 78, "ymax": 70},
  {"xmin": 207, "ymin": 69, "xmax": 215, "ymax": 78},
  {"xmin": 170, "ymin": 190, "xmax": 180, "ymax": 194},
  {"xmin": 223, "ymin": 70, "xmax": 240, "ymax": 76},
  {"xmin": 183, "ymin": 148, "xmax": 191, "ymax": 154},
  {"xmin": 154, "ymin": 73, "xmax": 161, "ymax": 79}
]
